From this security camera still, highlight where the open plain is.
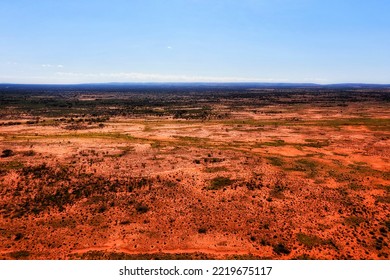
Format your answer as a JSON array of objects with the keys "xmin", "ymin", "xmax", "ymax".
[{"xmin": 0, "ymin": 85, "xmax": 389, "ymax": 259}]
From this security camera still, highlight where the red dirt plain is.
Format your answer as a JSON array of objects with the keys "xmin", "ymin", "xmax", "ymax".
[{"xmin": 0, "ymin": 87, "xmax": 389, "ymax": 259}]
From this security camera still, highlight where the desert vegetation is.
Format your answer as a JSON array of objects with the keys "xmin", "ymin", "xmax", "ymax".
[{"xmin": 0, "ymin": 85, "xmax": 389, "ymax": 259}]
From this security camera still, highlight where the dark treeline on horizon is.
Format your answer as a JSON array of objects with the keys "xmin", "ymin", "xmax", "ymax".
[{"xmin": 1, "ymin": 82, "xmax": 390, "ymax": 93}]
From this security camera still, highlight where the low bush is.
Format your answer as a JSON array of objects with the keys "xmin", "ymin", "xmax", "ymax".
[
  {"xmin": 135, "ymin": 204, "xmax": 149, "ymax": 214},
  {"xmin": 1, "ymin": 149, "xmax": 14, "ymax": 158},
  {"xmin": 208, "ymin": 176, "xmax": 233, "ymax": 190},
  {"xmin": 273, "ymin": 243, "xmax": 290, "ymax": 255}
]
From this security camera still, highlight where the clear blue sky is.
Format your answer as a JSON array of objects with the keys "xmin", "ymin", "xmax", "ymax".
[{"xmin": 1, "ymin": 0, "xmax": 389, "ymax": 84}]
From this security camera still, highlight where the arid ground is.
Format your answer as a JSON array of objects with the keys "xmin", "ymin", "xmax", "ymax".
[{"xmin": 0, "ymin": 85, "xmax": 389, "ymax": 259}]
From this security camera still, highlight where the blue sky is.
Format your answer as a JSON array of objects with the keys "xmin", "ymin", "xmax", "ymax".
[{"xmin": 1, "ymin": 0, "xmax": 389, "ymax": 84}]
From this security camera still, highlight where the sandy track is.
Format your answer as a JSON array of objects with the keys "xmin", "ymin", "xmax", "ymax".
[{"xmin": 70, "ymin": 246, "xmax": 254, "ymax": 257}]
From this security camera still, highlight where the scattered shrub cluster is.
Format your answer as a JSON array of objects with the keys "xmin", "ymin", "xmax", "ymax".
[{"xmin": 1, "ymin": 149, "xmax": 14, "ymax": 158}]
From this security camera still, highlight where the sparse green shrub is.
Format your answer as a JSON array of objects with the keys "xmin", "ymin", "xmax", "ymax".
[
  {"xmin": 303, "ymin": 139, "xmax": 330, "ymax": 148},
  {"xmin": 297, "ymin": 233, "xmax": 323, "ymax": 248},
  {"xmin": 260, "ymin": 140, "xmax": 285, "ymax": 147},
  {"xmin": 208, "ymin": 176, "xmax": 233, "ymax": 190},
  {"xmin": 375, "ymin": 195, "xmax": 390, "ymax": 204},
  {"xmin": 21, "ymin": 163, "xmax": 51, "ymax": 178},
  {"xmin": 328, "ymin": 170, "xmax": 353, "ymax": 182},
  {"xmin": 203, "ymin": 157, "xmax": 224, "ymax": 163},
  {"xmin": 260, "ymin": 239, "xmax": 269, "ymax": 246},
  {"xmin": 14, "ymin": 233, "xmax": 23, "ymax": 241},
  {"xmin": 136, "ymin": 204, "xmax": 149, "ymax": 214},
  {"xmin": 273, "ymin": 243, "xmax": 290, "ymax": 255},
  {"xmin": 345, "ymin": 216, "xmax": 365, "ymax": 226},
  {"xmin": 349, "ymin": 182, "xmax": 363, "ymax": 190},
  {"xmin": 23, "ymin": 150, "xmax": 36, "ymax": 156},
  {"xmin": 98, "ymin": 205, "xmax": 107, "ymax": 213},
  {"xmin": 270, "ymin": 184, "xmax": 286, "ymax": 198},
  {"xmin": 266, "ymin": 156, "xmax": 284, "ymax": 167},
  {"xmin": 0, "ymin": 160, "xmax": 24, "ymax": 170},
  {"xmin": 385, "ymin": 220, "xmax": 390, "ymax": 231},
  {"xmin": 9, "ymin": 250, "xmax": 30, "ymax": 260},
  {"xmin": 292, "ymin": 159, "xmax": 318, "ymax": 177},
  {"xmin": 1, "ymin": 149, "xmax": 14, "ymax": 158}
]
